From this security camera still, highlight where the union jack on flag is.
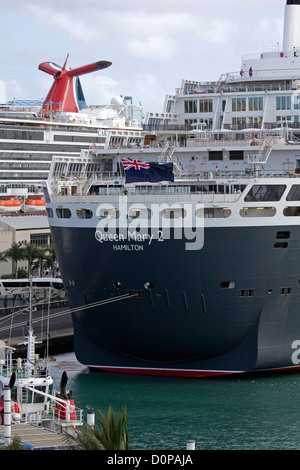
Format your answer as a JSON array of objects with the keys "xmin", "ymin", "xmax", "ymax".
[{"xmin": 121, "ymin": 158, "xmax": 150, "ymax": 171}]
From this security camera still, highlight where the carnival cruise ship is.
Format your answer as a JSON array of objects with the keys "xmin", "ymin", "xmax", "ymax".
[
  {"xmin": 44, "ymin": 0, "xmax": 300, "ymax": 377},
  {"xmin": 0, "ymin": 56, "xmax": 143, "ymax": 212}
]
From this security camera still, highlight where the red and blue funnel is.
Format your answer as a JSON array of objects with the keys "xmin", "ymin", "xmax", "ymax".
[{"xmin": 38, "ymin": 54, "xmax": 112, "ymax": 113}]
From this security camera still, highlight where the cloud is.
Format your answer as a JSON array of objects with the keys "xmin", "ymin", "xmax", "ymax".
[
  {"xmin": 27, "ymin": 5, "xmax": 100, "ymax": 41},
  {"xmin": 128, "ymin": 35, "xmax": 177, "ymax": 60},
  {"xmin": 197, "ymin": 19, "xmax": 239, "ymax": 45}
]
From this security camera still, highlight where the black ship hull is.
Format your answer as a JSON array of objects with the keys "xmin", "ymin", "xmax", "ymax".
[{"xmin": 50, "ymin": 223, "xmax": 300, "ymax": 377}]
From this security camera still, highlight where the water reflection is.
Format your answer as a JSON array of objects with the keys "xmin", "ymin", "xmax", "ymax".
[{"xmin": 48, "ymin": 352, "xmax": 300, "ymax": 450}]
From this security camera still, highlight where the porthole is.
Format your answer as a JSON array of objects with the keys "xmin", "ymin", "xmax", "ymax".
[
  {"xmin": 220, "ymin": 281, "xmax": 235, "ymax": 289},
  {"xmin": 276, "ymin": 231, "xmax": 290, "ymax": 239},
  {"xmin": 239, "ymin": 289, "xmax": 254, "ymax": 297},
  {"xmin": 274, "ymin": 242, "xmax": 288, "ymax": 248},
  {"xmin": 144, "ymin": 282, "xmax": 155, "ymax": 290},
  {"xmin": 113, "ymin": 281, "xmax": 122, "ymax": 289},
  {"xmin": 280, "ymin": 287, "xmax": 293, "ymax": 295}
]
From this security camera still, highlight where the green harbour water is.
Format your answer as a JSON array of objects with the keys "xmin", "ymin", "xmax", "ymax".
[{"xmin": 49, "ymin": 352, "xmax": 300, "ymax": 451}]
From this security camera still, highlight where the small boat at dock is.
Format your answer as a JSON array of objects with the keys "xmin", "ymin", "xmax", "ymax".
[{"xmin": 0, "ymin": 277, "xmax": 83, "ymax": 447}]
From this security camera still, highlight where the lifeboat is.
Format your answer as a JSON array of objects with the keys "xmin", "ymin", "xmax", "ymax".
[
  {"xmin": 24, "ymin": 197, "xmax": 46, "ymax": 213},
  {"xmin": 0, "ymin": 199, "xmax": 22, "ymax": 214}
]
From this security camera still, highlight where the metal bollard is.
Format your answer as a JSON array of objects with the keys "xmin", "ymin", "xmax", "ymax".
[
  {"xmin": 186, "ymin": 439, "xmax": 195, "ymax": 450},
  {"xmin": 87, "ymin": 409, "xmax": 95, "ymax": 428}
]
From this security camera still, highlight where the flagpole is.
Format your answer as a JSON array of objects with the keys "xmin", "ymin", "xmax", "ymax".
[{"xmin": 117, "ymin": 152, "xmax": 124, "ymax": 187}]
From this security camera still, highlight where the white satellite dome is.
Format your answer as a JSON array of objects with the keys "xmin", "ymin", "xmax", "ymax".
[{"xmin": 110, "ymin": 96, "xmax": 123, "ymax": 106}]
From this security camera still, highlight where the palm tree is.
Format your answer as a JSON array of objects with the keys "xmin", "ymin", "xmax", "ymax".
[
  {"xmin": 44, "ymin": 246, "xmax": 57, "ymax": 276},
  {"xmin": 5, "ymin": 242, "xmax": 25, "ymax": 278},
  {"xmin": 20, "ymin": 241, "xmax": 39, "ymax": 275},
  {"xmin": 35, "ymin": 247, "xmax": 48, "ymax": 277},
  {"xmin": 67, "ymin": 406, "xmax": 129, "ymax": 450},
  {"xmin": 0, "ymin": 252, "xmax": 8, "ymax": 264},
  {"xmin": 0, "ymin": 436, "xmax": 22, "ymax": 450}
]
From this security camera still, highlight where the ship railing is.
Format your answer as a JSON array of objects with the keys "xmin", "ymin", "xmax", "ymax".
[
  {"xmin": 16, "ymin": 389, "xmax": 84, "ymax": 427},
  {"xmin": 0, "ymin": 356, "xmax": 50, "ymax": 381},
  {"xmin": 178, "ymin": 77, "xmax": 300, "ymax": 95},
  {"xmin": 51, "ymin": 168, "xmax": 295, "ymax": 195}
]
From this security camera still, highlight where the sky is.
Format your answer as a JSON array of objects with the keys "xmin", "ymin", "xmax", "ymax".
[{"xmin": 0, "ymin": 0, "xmax": 287, "ymax": 114}]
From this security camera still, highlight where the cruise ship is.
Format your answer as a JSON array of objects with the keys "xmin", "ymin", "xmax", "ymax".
[
  {"xmin": 0, "ymin": 56, "xmax": 143, "ymax": 212},
  {"xmin": 44, "ymin": 0, "xmax": 300, "ymax": 377}
]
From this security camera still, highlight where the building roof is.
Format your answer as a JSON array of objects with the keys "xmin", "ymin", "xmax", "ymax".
[{"xmin": 0, "ymin": 215, "xmax": 49, "ymax": 231}]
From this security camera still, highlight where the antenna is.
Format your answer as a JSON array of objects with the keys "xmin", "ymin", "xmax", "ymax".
[{"xmin": 38, "ymin": 56, "xmax": 112, "ymax": 113}]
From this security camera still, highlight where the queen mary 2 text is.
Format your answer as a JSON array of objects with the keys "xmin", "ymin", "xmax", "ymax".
[{"xmin": 94, "ymin": 198, "xmax": 204, "ymax": 251}]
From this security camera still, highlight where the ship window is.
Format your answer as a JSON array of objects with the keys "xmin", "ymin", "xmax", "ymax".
[
  {"xmin": 232, "ymin": 98, "xmax": 246, "ymax": 112},
  {"xmin": 56, "ymin": 208, "xmax": 71, "ymax": 218},
  {"xmin": 276, "ymin": 96, "xmax": 291, "ymax": 110},
  {"xmin": 283, "ymin": 206, "xmax": 300, "ymax": 216},
  {"xmin": 280, "ymin": 287, "xmax": 292, "ymax": 295},
  {"xmin": 229, "ymin": 150, "xmax": 244, "ymax": 160},
  {"xmin": 274, "ymin": 242, "xmax": 288, "ymax": 248},
  {"xmin": 60, "ymin": 187, "xmax": 68, "ymax": 196},
  {"xmin": 162, "ymin": 208, "xmax": 186, "ymax": 218},
  {"xmin": 244, "ymin": 184, "xmax": 286, "ymax": 202},
  {"xmin": 67, "ymin": 163, "xmax": 84, "ymax": 177},
  {"xmin": 248, "ymin": 97, "xmax": 263, "ymax": 111},
  {"xmin": 199, "ymin": 99, "xmax": 213, "ymax": 113},
  {"xmin": 208, "ymin": 151, "xmax": 223, "ymax": 160},
  {"xmin": 184, "ymin": 100, "xmax": 197, "ymax": 113},
  {"xmin": 286, "ymin": 185, "xmax": 300, "ymax": 201},
  {"xmin": 76, "ymin": 208, "xmax": 93, "ymax": 219},
  {"xmin": 46, "ymin": 208, "xmax": 53, "ymax": 218},
  {"xmin": 220, "ymin": 281, "xmax": 235, "ymax": 289},
  {"xmin": 98, "ymin": 208, "xmax": 120, "ymax": 219},
  {"xmin": 240, "ymin": 207, "xmax": 276, "ymax": 217},
  {"xmin": 196, "ymin": 208, "xmax": 231, "ymax": 218},
  {"xmin": 276, "ymin": 231, "xmax": 290, "ymax": 239},
  {"xmin": 53, "ymin": 162, "xmax": 67, "ymax": 176},
  {"xmin": 128, "ymin": 207, "xmax": 152, "ymax": 219},
  {"xmin": 239, "ymin": 289, "xmax": 254, "ymax": 297}
]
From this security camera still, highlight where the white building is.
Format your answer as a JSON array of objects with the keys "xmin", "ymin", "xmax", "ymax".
[{"xmin": 0, "ymin": 215, "xmax": 51, "ymax": 276}]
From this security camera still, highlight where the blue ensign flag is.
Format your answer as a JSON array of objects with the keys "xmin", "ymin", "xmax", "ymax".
[{"xmin": 121, "ymin": 158, "xmax": 174, "ymax": 183}]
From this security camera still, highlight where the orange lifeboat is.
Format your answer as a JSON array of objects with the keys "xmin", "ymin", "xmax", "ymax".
[
  {"xmin": 0, "ymin": 199, "xmax": 22, "ymax": 213},
  {"xmin": 24, "ymin": 197, "xmax": 46, "ymax": 213}
]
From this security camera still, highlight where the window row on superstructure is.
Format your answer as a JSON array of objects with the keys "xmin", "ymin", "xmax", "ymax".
[
  {"xmin": 183, "ymin": 95, "xmax": 296, "ymax": 114},
  {"xmin": 148, "ymin": 91, "xmax": 300, "ymax": 131},
  {"xmin": 47, "ymin": 205, "xmax": 300, "ymax": 220}
]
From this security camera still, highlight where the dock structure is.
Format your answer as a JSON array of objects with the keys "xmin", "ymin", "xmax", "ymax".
[{"xmin": 0, "ymin": 423, "xmax": 72, "ymax": 449}]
